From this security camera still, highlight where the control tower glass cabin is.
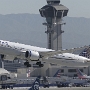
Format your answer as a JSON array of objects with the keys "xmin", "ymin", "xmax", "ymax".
[{"xmin": 39, "ymin": 0, "xmax": 69, "ymax": 50}]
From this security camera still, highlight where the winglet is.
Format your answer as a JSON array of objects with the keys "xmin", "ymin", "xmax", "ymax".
[{"xmin": 76, "ymin": 69, "xmax": 85, "ymax": 79}]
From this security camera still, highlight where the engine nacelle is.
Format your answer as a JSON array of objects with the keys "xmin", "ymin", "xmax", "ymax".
[{"xmin": 25, "ymin": 50, "xmax": 40, "ymax": 60}]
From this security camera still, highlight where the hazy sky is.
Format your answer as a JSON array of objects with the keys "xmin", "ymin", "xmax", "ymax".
[{"xmin": 0, "ymin": 0, "xmax": 90, "ymax": 18}]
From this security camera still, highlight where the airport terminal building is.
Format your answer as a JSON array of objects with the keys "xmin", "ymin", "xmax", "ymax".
[{"xmin": 2, "ymin": 60, "xmax": 90, "ymax": 78}]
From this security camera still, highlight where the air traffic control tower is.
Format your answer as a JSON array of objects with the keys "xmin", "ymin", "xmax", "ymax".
[{"xmin": 39, "ymin": 0, "xmax": 69, "ymax": 50}]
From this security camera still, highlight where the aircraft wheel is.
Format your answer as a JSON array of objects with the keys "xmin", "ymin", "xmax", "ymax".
[
  {"xmin": 36, "ymin": 61, "xmax": 41, "ymax": 65},
  {"xmin": 39, "ymin": 64, "xmax": 44, "ymax": 67},
  {"xmin": 24, "ymin": 61, "xmax": 31, "ymax": 67},
  {"xmin": 24, "ymin": 61, "xmax": 29, "ymax": 66},
  {"xmin": 27, "ymin": 64, "xmax": 31, "ymax": 67}
]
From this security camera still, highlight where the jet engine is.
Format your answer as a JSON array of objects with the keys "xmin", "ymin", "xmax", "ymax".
[{"xmin": 25, "ymin": 50, "xmax": 40, "ymax": 60}]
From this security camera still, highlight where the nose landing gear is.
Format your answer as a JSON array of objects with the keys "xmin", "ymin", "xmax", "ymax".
[{"xmin": 24, "ymin": 61, "xmax": 44, "ymax": 67}]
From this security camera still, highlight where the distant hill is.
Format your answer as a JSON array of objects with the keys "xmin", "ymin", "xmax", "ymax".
[
  {"xmin": 0, "ymin": 13, "xmax": 90, "ymax": 49},
  {"xmin": 63, "ymin": 17, "xmax": 90, "ymax": 49}
]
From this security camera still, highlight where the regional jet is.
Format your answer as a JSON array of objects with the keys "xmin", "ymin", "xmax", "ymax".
[{"xmin": 0, "ymin": 40, "xmax": 90, "ymax": 67}]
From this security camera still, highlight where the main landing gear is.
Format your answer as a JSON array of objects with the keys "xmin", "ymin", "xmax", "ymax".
[
  {"xmin": 24, "ymin": 61, "xmax": 44, "ymax": 67},
  {"xmin": 24, "ymin": 61, "xmax": 31, "ymax": 67},
  {"xmin": 36, "ymin": 61, "xmax": 44, "ymax": 67}
]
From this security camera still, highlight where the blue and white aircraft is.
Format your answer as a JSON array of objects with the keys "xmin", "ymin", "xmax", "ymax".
[
  {"xmin": 28, "ymin": 76, "xmax": 41, "ymax": 90},
  {"xmin": 0, "ymin": 40, "xmax": 90, "ymax": 67}
]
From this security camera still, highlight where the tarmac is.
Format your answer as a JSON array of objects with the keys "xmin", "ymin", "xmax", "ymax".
[{"xmin": 1, "ymin": 87, "xmax": 90, "ymax": 90}]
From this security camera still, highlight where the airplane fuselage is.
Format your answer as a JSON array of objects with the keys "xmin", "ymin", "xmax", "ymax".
[
  {"xmin": 0, "ymin": 40, "xmax": 90, "ymax": 67},
  {"xmin": 44, "ymin": 53, "xmax": 90, "ymax": 66}
]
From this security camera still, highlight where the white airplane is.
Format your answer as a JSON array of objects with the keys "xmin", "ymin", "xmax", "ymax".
[
  {"xmin": 44, "ymin": 53, "xmax": 90, "ymax": 67},
  {"xmin": 0, "ymin": 40, "xmax": 90, "ymax": 67}
]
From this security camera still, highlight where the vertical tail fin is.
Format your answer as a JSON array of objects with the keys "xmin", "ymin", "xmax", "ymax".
[
  {"xmin": 76, "ymin": 69, "xmax": 85, "ymax": 79},
  {"xmin": 53, "ymin": 69, "xmax": 61, "ymax": 77},
  {"xmin": 28, "ymin": 76, "xmax": 41, "ymax": 90},
  {"xmin": 79, "ymin": 48, "xmax": 90, "ymax": 58}
]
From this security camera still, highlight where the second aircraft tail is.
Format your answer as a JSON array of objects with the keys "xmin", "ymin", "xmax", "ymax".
[
  {"xmin": 53, "ymin": 69, "xmax": 61, "ymax": 77},
  {"xmin": 76, "ymin": 69, "xmax": 86, "ymax": 79},
  {"xmin": 79, "ymin": 48, "xmax": 90, "ymax": 58},
  {"xmin": 28, "ymin": 76, "xmax": 41, "ymax": 90}
]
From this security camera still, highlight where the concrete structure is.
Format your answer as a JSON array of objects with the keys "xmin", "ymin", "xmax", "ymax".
[
  {"xmin": 1, "ymin": 59, "xmax": 90, "ymax": 78},
  {"xmin": 4, "ymin": 60, "xmax": 26, "ymax": 72},
  {"xmin": 16, "ymin": 64, "xmax": 89, "ymax": 77},
  {"xmin": 40, "ymin": 65, "xmax": 89, "ymax": 77},
  {"xmin": 39, "ymin": 0, "xmax": 69, "ymax": 50}
]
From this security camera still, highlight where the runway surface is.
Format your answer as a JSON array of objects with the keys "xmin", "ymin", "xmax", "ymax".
[{"xmin": 1, "ymin": 87, "xmax": 90, "ymax": 90}]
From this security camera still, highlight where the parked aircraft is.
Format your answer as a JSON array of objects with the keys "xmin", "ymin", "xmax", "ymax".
[
  {"xmin": 40, "ymin": 70, "xmax": 62, "ymax": 88},
  {"xmin": 76, "ymin": 69, "xmax": 90, "ymax": 79},
  {"xmin": 47, "ymin": 69, "xmax": 70, "ymax": 83},
  {"xmin": 0, "ymin": 68, "xmax": 16, "ymax": 89},
  {"xmin": 0, "ymin": 68, "xmax": 16, "ymax": 81},
  {"xmin": 79, "ymin": 48, "xmax": 90, "ymax": 59},
  {"xmin": 45, "ymin": 69, "xmax": 61, "ymax": 81},
  {"xmin": 0, "ymin": 40, "xmax": 89, "ymax": 67},
  {"xmin": 53, "ymin": 69, "xmax": 61, "ymax": 77},
  {"xmin": 28, "ymin": 76, "xmax": 41, "ymax": 90}
]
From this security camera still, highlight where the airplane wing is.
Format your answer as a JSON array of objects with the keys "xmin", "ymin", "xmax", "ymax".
[
  {"xmin": 0, "ymin": 43, "xmax": 90, "ymax": 60},
  {"xmin": 0, "ymin": 44, "xmax": 26, "ymax": 59},
  {"xmin": 40, "ymin": 45, "xmax": 90, "ymax": 58}
]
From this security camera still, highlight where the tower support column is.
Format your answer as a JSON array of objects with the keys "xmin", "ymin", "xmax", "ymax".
[{"xmin": 39, "ymin": 0, "xmax": 69, "ymax": 50}]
